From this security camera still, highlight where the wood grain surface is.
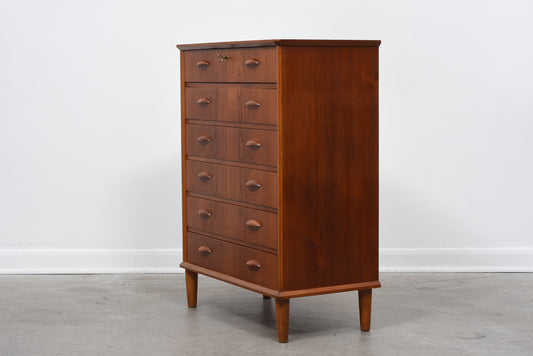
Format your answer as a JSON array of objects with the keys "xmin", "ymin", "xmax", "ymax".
[
  {"xmin": 183, "ymin": 48, "xmax": 276, "ymax": 83},
  {"xmin": 185, "ymin": 86, "xmax": 277, "ymax": 125},
  {"xmin": 279, "ymin": 46, "xmax": 379, "ymax": 291},
  {"xmin": 187, "ymin": 196, "xmax": 278, "ymax": 250},
  {"xmin": 177, "ymin": 39, "xmax": 381, "ymax": 51},
  {"xmin": 187, "ymin": 232, "xmax": 278, "ymax": 289},
  {"xmin": 186, "ymin": 160, "xmax": 278, "ymax": 208},
  {"xmin": 186, "ymin": 124, "xmax": 278, "ymax": 167}
]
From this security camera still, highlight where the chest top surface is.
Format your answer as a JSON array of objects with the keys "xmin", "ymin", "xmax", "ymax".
[{"xmin": 177, "ymin": 39, "xmax": 381, "ymax": 51}]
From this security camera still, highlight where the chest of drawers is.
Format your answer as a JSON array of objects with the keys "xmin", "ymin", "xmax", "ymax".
[{"xmin": 178, "ymin": 39, "xmax": 381, "ymax": 342}]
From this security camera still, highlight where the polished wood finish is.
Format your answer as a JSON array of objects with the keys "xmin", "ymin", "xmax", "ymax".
[
  {"xmin": 187, "ymin": 229, "xmax": 275, "ymax": 254},
  {"xmin": 179, "ymin": 40, "xmax": 380, "ymax": 342},
  {"xmin": 278, "ymin": 281, "xmax": 381, "ymax": 298},
  {"xmin": 186, "ymin": 124, "xmax": 277, "ymax": 167},
  {"xmin": 188, "ymin": 192, "xmax": 277, "ymax": 214},
  {"xmin": 181, "ymin": 261, "xmax": 380, "ymax": 299},
  {"xmin": 186, "ymin": 82, "xmax": 277, "ymax": 89},
  {"xmin": 186, "ymin": 156, "xmax": 277, "ymax": 172},
  {"xmin": 177, "ymin": 39, "xmax": 381, "ymax": 51},
  {"xmin": 185, "ymin": 87, "xmax": 277, "ymax": 125},
  {"xmin": 183, "ymin": 48, "xmax": 276, "ymax": 83},
  {"xmin": 279, "ymin": 45, "xmax": 379, "ymax": 291},
  {"xmin": 187, "ymin": 196, "xmax": 278, "ymax": 249},
  {"xmin": 180, "ymin": 51, "xmax": 189, "ymax": 261},
  {"xmin": 181, "ymin": 261, "xmax": 280, "ymax": 297},
  {"xmin": 186, "ymin": 160, "xmax": 278, "ymax": 208},
  {"xmin": 275, "ymin": 299, "xmax": 290, "ymax": 343},
  {"xmin": 186, "ymin": 124, "xmax": 217, "ymax": 158},
  {"xmin": 185, "ymin": 270, "xmax": 198, "ymax": 308},
  {"xmin": 358, "ymin": 289, "xmax": 372, "ymax": 331},
  {"xmin": 187, "ymin": 232, "xmax": 277, "ymax": 289}
]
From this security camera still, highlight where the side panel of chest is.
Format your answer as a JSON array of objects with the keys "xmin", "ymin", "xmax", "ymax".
[{"xmin": 278, "ymin": 46, "xmax": 379, "ymax": 291}]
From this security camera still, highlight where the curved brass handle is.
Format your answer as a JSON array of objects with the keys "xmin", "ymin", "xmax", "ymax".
[
  {"xmin": 197, "ymin": 171, "xmax": 212, "ymax": 180},
  {"xmin": 196, "ymin": 97, "xmax": 211, "ymax": 105},
  {"xmin": 196, "ymin": 60, "xmax": 209, "ymax": 67},
  {"xmin": 245, "ymin": 100, "xmax": 261, "ymax": 108},
  {"xmin": 198, "ymin": 245, "xmax": 212, "ymax": 255},
  {"xmin": 245, "ymin": 59, "xmax": 260, "ymax": 66},
  {"xmin": 245, "ymin": 140, "xmax": 261, "ymax": 149},
  {"xmin": 245, "ymin": 179, "xmax": 261, "ymax": 190},
  {"xmin": 198, "ymin": 209, "xmax": 212, "ymax": 218},
  {"xmin": 197, "ymin": 135, "xmax": 212, "ymax": 144},
  {"xmin": 246, "ymin": 259, "xmax": 261, "ymax": 270},
  {"xmin": 245, "ymin": 219, "xmax": 262, "ymax": 229}
]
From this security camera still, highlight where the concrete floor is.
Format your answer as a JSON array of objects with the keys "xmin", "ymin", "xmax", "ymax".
[{"xmin": 1, "ymin": 273, "xmax": 532, "ymax": 356}]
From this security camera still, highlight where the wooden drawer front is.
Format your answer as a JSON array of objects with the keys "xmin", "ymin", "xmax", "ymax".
[
  {"xmin": 187, "ymin": 232, "xmax": 277, "ymax": 289},
  {"xmin": 187, "ymin": 196, "xmax": 278, "ymax": 250},
  {"xmin": 240, "ymin": 88, "xmax": 277, "ymax": 125},
  {"xmin": 184, "ymin": 48, "xmax": 276, "ymax": 83},
  {"xmin": 186, "ymin": 160, "xmax": 278, "ymax": 208},
  {"xmin": 186, "ymin": 124, "xmax": 277, "ymax": 167},
  {"xmin": 185, "ymin": 124, "xmax": 217, "ymax": 159},
  {"xmin": 185, "ymin": 87, "xmax": 277, "ymax": 125}
]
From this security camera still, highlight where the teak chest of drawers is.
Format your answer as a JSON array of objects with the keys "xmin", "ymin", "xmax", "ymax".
[{"xmin": 178, "ymin": 39, "xmax": 380, "ymax": 343}]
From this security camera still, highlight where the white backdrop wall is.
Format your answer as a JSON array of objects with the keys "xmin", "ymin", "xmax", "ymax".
[{"xmin": 1, "ymin": 0, "xmax": 532, "ymax": 272}]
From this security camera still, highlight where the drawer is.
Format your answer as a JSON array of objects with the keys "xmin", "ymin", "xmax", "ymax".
[
  {"xmin": 187, "ymin": 232, "xmax": 277, "ymax": 289},
  {"xmin": 186, "ymin": 160, "xmax": 278, "ymax": 209},
  {"xmin": 187, "ymin": 196, "xmax": 278, "ymax": 250},
  {"xmin": 185, "ymin": 87, "xmax": 277, "ymax": 125},
  {"xmin": 184, "ymin": 48, "xmax": 276, "ymax": 83},
  {"xmin": 186, "ymin": 124, "xmax": 277, "ymax": 167}
]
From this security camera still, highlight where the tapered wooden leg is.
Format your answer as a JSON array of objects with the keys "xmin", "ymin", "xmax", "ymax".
[
  {"xmin": 358, "ymin": 289, "xmax": 372, "ymax": 331},
  {"xmin": 185, "ymin": 270, "xmax": 198, "ymax": 308},
  {"xmin": 263, "ymin": 295, "xmax": 271, "ymax": 299},
  {"xmin": 275, "ymin": 298, "xmax": 290, "ymax": 343}
]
